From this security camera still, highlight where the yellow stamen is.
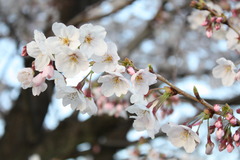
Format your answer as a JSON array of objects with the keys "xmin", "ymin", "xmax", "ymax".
[
  {"xmin": 180, "ymin": 130, "xmax": 190, "ymax": 140},
  {"xmin": 69, "ymin": 54, "xmax": 79, "ymax": 63},
  {"xmin": 135, "ymin": 74, "xmax": 143, "ymax": 84},
  {"xmin": 61, "ymin": 37, "xmax": 70, "ymax": 46},
  {"xmin": 85, "ymin": 35, "xmax": 93, "ymax": 44},
  {"xmin": 113, "ymin": 76, "xmax": 121, "ymax": 84},
  {"xmin": 103, "ymin": 55, "xmax": 113, "ymax": 63}
]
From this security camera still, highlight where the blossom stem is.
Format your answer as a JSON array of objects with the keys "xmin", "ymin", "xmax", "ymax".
[{"xmin": 156, "ymin": 74, "xmax": 220, "ymax": 114}]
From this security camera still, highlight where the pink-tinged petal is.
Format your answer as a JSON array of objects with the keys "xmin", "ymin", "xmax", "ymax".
[
  {"xmin": 42, "ymin": 65, "xmax": 54, "ymax": 79},
  {"xmin": 35, "ymin": 54, "xmax": 50, "ymax": 71},
  {"xmin": 32, "ymin": 73, "xmax": 45, "ymax": 86},
  {"xmin": 32, "ymin": 82, "xmax": 47, "ymax": 96}
]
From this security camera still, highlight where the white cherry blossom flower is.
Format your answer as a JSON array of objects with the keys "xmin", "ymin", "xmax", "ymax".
[
  {"xmin": 226, "ymin": 29, "xmax": 240, "ymax": 52},
  {"xmin": 98, "ymin": 72, "xmax": 130, "ymax": 97},
  {"xmin": 187, "ymin": 10, "xmax": 209, "ymax": 30},
  {"xmin": 126, "ymin": 102, "xmax": 161, "ymax": 139},
  {"xmin": 91, "ymin": 42, "xmax": 120, "ymax": 73},
  {"xmin": 32, "ymin": 81, "xmax": 48, "ymax": 96},
  {"xmin": 27, "ymin": 30, "xmax": 55, "ymax": 71},
  {"xmin": 212, "ymin": 57, "xmax": 236, "ymax": 86},
  {"xmin": 81, "ymin": 97, "xmax": 98, "ymax": 115},
  {"xmin": 79, "ymin": 23, "xmax": 107, "ymax": 58},
  {"xmin": 55, "ymin": 47, "xmax": 89, "ymax": 78},
  {"xmin": 17, "ymin": 67, "xmax": 34, "ymax": 89},
  {"xmin": 52, "ymin": 22, "xmax": 80, "ymax": 49},
  {"xmin": 161, "ymin": 123, "xmax": 200, "ymax": 153},
  {"xmin": 131, "ymin": 68, "xmax": 157, "ymax": 95},
  {"xmin": 56, "ymin": 86, "xmax": 87, "ymax": 111},
  {"xmin": 206, "ymin": 2, "xmax": 222, "ymax": 14}
]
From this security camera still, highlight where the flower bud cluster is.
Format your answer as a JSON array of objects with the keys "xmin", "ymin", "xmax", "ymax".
[
  {"xmin": 208, "ymin": 114, "xmax": 239, "ymax": 153},
  {"xmin": 202, "ymin": 15, "xmax": 224, "ymax": 38}
]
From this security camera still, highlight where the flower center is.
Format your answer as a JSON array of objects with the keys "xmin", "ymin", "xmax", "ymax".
[
  {"xmin": 180, "ymin": 130, "xmax": 190, "ymax": 140},
  {"xmin": 67, "ymin": 92, "xmax": 78, "ymax": 101},
  {"xmin": 69, "ymin": 54, "xmax": 79, "ymax": 63},
  {"xmin": 225, "ymin": 65, "xmax": 232, "ymax": 72},
  {"xmin": 135, "ymin": 74, "xmax": 143, "ymax": 84},
  {"xmin": 61, "ymin": 37, "xmax": 70, "ymax": 46},
  {"xmin": 113, "ymin": 76, "xmax": 121, "ymax": 84},
  {"xmin": 85, "ymin": 35, "xmax": 93, "ymax": 44},
  {"xmin": 103, "ymin": 55, "xmax": 113, "ymax": 63}
]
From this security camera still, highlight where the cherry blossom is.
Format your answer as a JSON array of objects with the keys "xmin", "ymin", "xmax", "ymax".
[
  {"xmin": 126, "ymin": 101, "xmax": 161, "ymax": 139},
  {"xmin": 131, "ymin": 68, "xmax": 157, "ymax": 95},
  {"xmin": 187, "ymin": 10, "xmax": 209, "ymax": 30},
  {"xmin": 52, "ymin": 22, "xmax": 80, "ymax": 50},
  {"xmin": 161, "ymin": 123, "xmax": 200, "ymax": 153},
  {"xmin": 32, "ymin": 81, "xmax": 48, "ymax": 96},
  {"xmin": 91, "ymin": 42, "xmax": 120, "ymax": 73},
  {"xmin": 212, "ymin": 57, "xmax": 236, "ymax": 86},
  {"xmin": 56, "ymin": 86, "xmax": 87, "ymax": 111},
  {"xmin": 27, "ymin": 30, "xmax": 54, "ymax": 71},
  {"xmin": 80, "ymin": 97, "xmax": 98, "ymax": 116},
  {"xmin": 79, "ymin": 23, "xmax": 107, "ymax": 58},
  {"xmin": 17, "ymin": 67, "xmax": 34, "ymax": 89},
  {"xmin": 55, "ymin": 47, "xmax": 89, "ymax": 78},
  {"xmin": 98, "ymin": 72, "xmax": 130, "ymax": 97}
]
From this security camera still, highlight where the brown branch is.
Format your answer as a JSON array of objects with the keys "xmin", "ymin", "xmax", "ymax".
[{"xmin": 67, "ymin": 0, "xmax": 136, "ymax": 26}]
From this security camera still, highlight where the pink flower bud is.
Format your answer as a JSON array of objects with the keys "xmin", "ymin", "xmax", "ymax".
[
  {"xmin": 32, "ymin": 73, "xmax": 45, "ymax": 86},
  {"xmin": 42, "ymin": 64, "xmax": 54, "ymax": 79},
  {"xmin": 218, "ymin": 143, "xmax": 226, "ymax": 152},
  {"xmin": 226, "ymin": 143, "xmax": 234, "ymax": 153},
  {"xmin": 205, "ymin": 140, "xmax": 214, "ymax": 155},
  {"xmin": 235, "ymin": 141, "xmax": 240, "ymax": 147},
  {"xmin": 226, "ymin": 113, "xmax": 233, "ymax": 120},
  {"xmin": 210, "ymin": 17, "xmax": 216, "ymax": 22},
  {"xmin": 237, "ymin": 108, "xmax": 240, "ymax": 114},
  {"xmin": 216, "ymin": 17, "xmax": 223, "ymax": 23},
  {"xmin": 206, "ymin": 27, "xmax": 213, "ymax": 38},
  {"xmin": 230, "ymin": 117, "xmax": 237, "ymax": 125},
  {"xmin": 209, "ymin": 125, "xmax": 215, "ymax": 134},
  {"xmin": 232, "ymin": 10, "xmax": 237, "ymax": 17},
  {"xmin": 233, "ymin": 130, "xmax": 240, "ymax": 142},
  {"xmin": 215, "ymin": 23, "xmax": 221, "ymax": 30},
  {"xmin": 127, "ymin": 67, "xmax": 135, "ymax": 75},
  {"xmin": 21, "ymin": 46, "xmax": 28, "ymax": 56},
  {"xmin": 213, "ymin": 104, "xmax": 220, "ymax": 112},
  {"xmin": 202, "ymin": 20, "xmax": 209, "ymax": 26},
  {"xmin": 214, "ymin": 119, "xmax": 223, "ymax": 128},
  {"xmin": 216, "ymin": 128, "xmax": 224, "ymax": 140}
]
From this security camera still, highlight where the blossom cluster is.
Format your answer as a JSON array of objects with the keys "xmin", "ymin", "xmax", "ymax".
[{"xmin": 17, "ymin": 0, "xmax": 240, "ymax": 155}]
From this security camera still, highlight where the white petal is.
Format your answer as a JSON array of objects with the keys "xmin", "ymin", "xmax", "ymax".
[
  {"xmin": 183, "ymin": 137, "xmax": 196, "ymax": 153},
  {"xmin": 92, "ymin": 39, "xmax": 107, "ymax": 56},
  {"xmin": 27, "ymin": 41, "xmax": 42, "ymax": 58},
  {"xmin": 52, "ymin": 22, "xmax": 66, "ymax": 37},
  {"xmin": 35, "ymin": 55, "xmax": 50, "ymax": 71}
]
